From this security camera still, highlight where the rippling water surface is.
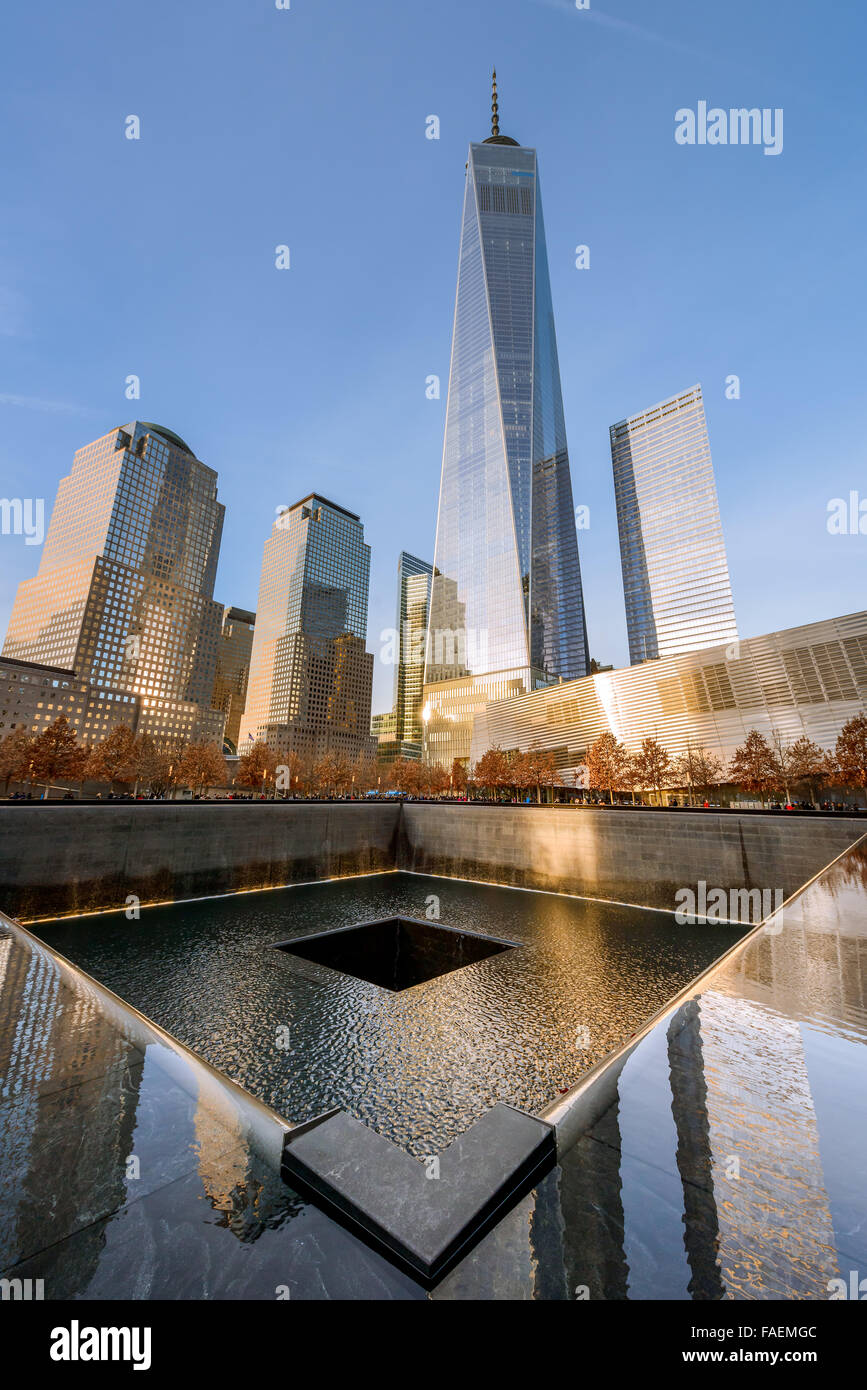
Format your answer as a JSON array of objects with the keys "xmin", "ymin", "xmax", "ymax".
[{"xmin": 37, "ymin": 872, "xmax": 745, "ymax": 1154}]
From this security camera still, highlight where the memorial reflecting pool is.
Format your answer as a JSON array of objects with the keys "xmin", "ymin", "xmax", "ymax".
[{"xmin": 35, "ymin": 873, "xmax": 744, "ymax": 1155}]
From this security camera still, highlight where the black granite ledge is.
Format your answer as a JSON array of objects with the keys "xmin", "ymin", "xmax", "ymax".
[{"xmin": 281, "ymin": 1103, "xmax": 556, "ymax": 1286}]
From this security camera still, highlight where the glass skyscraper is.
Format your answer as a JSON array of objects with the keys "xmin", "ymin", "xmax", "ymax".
[
  {"xmin": 372, "ymin": 551, "xmax": 432, "ymax": 765},
  {"xmin": 239, "ymin": 494, "xmax": 374, "ymax": 761},
  {"xmin": 393, "ymin": 552, "xmax": 432, "ymax": 750},
  {"xmin": 212, "ymin": 605, "xmax": 255, "ymax": 754},
  {"xmin": 423, "ymin": 75, "xmax": 590, "ymax": 765},
  {"xmin": 610, "ymin": 385, "xmax": 738, "ymax": 664},
  {"xmin": 2, "ymin": 421, "xmax": 225, "ymax": 746}
]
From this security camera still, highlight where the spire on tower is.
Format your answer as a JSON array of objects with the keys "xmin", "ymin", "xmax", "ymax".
[{"xmin": 483, "ymin": 67, "xmax": 519, "ymax": 146}]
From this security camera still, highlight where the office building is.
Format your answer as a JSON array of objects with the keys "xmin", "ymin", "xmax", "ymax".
[
  {"xmin": 212, "ymin": 606, "xmax": 255, "ymax": 753},
  {"xmin": 610, "ymin": 385, "xmax": 738, "ymax": 664},
  {"xmin": 239, "ymin": 494, "xmax": 374, "ymax": 761},
  {"xmin": 2, "ymin": 421, "xmax": 225, "ymax": 746},
  {"xmin": 423, "ymin": 73, "xmax": 590, "ymax": 765}
]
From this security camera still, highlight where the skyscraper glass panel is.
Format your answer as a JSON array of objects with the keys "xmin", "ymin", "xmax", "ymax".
[
  {"xmin": 2, "ymin": 421, "xmax": 225, "ymax": 745},
  {"xmin": 610, "ymin": 385, "xmax": 738, "ymax": 664},
  {"xmin": 393, "ymin": 552, "xmax": 432, "ymax": 747},
  {"xmin": 424, "ymin": 92, "xmax": 589, "ymax": 697},
  {"xmin": 239, "ymin": 494, "xmax": 373, "ymax": 760}
]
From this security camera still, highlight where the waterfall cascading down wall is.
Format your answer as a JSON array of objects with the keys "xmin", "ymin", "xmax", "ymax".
[{"xmin": 0, "ymin": 803, "xmax": 864, "ymax": 922}]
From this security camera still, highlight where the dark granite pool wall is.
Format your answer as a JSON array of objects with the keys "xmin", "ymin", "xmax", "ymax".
[
  {"xmin": 398, "ymin": 805, "xmax": 866, "ymax": 909},
  {"xmin": 0, "ymin": 802, "xmax": 402, "ymax": 920},
  {"xmin": 0, "ymin": 803, "xmax": 863, "ymax": 921}
]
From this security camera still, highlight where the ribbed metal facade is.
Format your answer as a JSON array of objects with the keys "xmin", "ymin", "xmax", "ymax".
[
  {"xmin": 473, "ymin": 611, "xmax": 867, "ymax": 774},
  {"xmin": 611, "ymin": 385, "xmax": 738, "ymax": 664}
]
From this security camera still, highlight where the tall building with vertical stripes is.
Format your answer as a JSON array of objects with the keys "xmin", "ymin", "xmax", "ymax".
[
  {"xmin": 422, "ymin": 72, "xmax": 590, "ymax": 765},
  {"xmin": 610, "ymin": 384, "xmax": 737, "ymax": 664}
]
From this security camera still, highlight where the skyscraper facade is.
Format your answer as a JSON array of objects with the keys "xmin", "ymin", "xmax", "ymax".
[
  {"xmin": 374, "ymin": 551, "xmax": 432, "ymax": 765},
  {"xmin": 212, "ymin": 605, "xmax": 255, "ymax": 753},
  {"xmin": 610, "ymin": 385, "xmax": 738, "ymax": 664},
  {"xmin": 239, "ymin": 494, "xmax": 374, "ymax": 761},
  {"xmin": 423, "ymin": 75, "xmax": 589, "ymax": 766},
  {"xmin": 2, "ymin": 421, "xmax": 225, "ymax": 746},
  {"xmin": 394, "ymin": 552, "xmax": 432, "ymax": 751}
]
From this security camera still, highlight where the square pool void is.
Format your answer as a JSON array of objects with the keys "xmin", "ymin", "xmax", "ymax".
[{"xmin": 275, "ymin": 915, "xmax": 515, "ymax": 992}]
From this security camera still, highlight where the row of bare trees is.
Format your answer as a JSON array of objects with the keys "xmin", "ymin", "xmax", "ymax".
[{"xmin": 581, "ymin": 716, "xmax": 867, "ymax": 807}]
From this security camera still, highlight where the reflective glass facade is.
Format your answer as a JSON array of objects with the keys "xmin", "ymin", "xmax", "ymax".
[
  {"xmin": 394, "ymin": 552, "xmax": 432, "ymax": 749},
  {"xmin": 611, "ymin": 385, "xmax": 738, "ymax": 663},
  {"xmin": 2, "ymin": 422, "xmax": 225, "ymax": 746},
  {"xmin": 212, "ymin": 606, "xmax": 255, "ymax": 753},
  {"xmin": 425, "ymin": 140, "xmax": 589, "ymax": 688},
  {"xmin": 239, "ymin": 495, "xmax": 374, "ymax": 760},
  {"xmin": 423, "ymin": 136, "xmax": 589, "ymax": 763}
]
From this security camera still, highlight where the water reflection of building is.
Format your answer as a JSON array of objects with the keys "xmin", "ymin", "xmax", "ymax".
[
  {"xmin": 0, "ymin": 937, "xmax": 140, "ymax": 1285},
  {"xmin": 0, "ymin": 926, "xmax": 305, "ymax": 1292},
  {"xmin": 517, "ymin": 844, "xmax": 867, "ymax": 1299}
]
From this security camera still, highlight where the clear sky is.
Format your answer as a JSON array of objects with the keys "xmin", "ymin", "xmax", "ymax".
[{"xmin": 1, "ymin": 0, "xmax": 864, "ymax": 714}]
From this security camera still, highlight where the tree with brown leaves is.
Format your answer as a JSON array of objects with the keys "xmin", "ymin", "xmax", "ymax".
[
  {"xmin": 451, "ymin": 759, "xmax": 468, "ymax": 797},
  {"xmin": 585, "ymin": 732, "xmax": 628, "ymax": 804},
  {"xmin": 29, "ymin": 716, "xmax": 89, "ymax": 796},
  {"xmin": 631, "ymin": 737, "xmax": 673, "ymax": 806},
  {"xmin": 473, "ymin": 746, "xmax": 510, "ymax": 800},
  {"xmin": 86, "ymin": 724, "xmax": 138, "ymax": 790},
  {"xmin": 835, "ymin": 714, "xmax": 867, "ymax": 805},
  {"xmin": 236, "ymin": 740, "xmax": 278, "ymax": 796},
  {"xmin": 0, "ymin": 727, "xmax": 34, "ymax": 795},
  {"xmin": 176, "ymin": 741, "xmax": 227, "ymax": 797},
  {"xmin": 729, "ymin": 730, "xmax": 777, "ymax": 807}
]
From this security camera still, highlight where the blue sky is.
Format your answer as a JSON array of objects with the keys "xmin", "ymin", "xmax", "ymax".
[{"xmin": 1, "ymin": 0, "xmax": 864, "ymax": 714}]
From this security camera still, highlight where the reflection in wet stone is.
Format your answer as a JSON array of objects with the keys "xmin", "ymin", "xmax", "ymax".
[
  {"xmin": 666, "ymin": 1000, "xmax": 725, "ymax": 1300},
  {"xmin": 2, "ymin": 837, "xmax": 866, "ymax": 1300}
]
